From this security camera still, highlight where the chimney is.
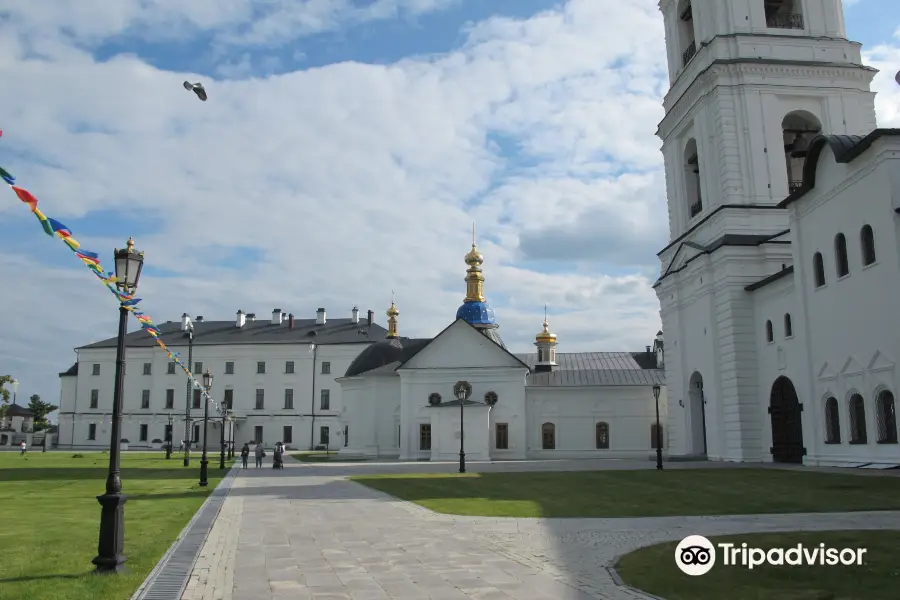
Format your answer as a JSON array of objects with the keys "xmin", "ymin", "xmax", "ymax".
[
  {"xmin": 247, "ymin": 313, "xmax": 256, "ymax": 322},
  {"xmin": 367, "ymin": 310, "xmax": 374, "ymax": 327},
  {"xmin": 236, "ymin": 310, "xmax": 245, "ymax": 328},
  {"xmin": 288, "ymin": 313, "xmax": 294, "ymax": 329},
  {"xmin": 646, "ymin": 345, "xmax": 651, "ymax": 354},
  {"xmin": 272, "ymin": 308, "xmax": 283, "ymax": 325},
  {"xmin": 351, "ymin": 306, "xmax": 359, "ymax": 324},
  {"xmin": 181, "ymin": 313, "xmax": 191, "ymax": 331},
  {"xmin": 196, "ymin": 316, "xmax": 204, "ymax": 322},
  {"xmin": 316, "ymin": 308, "xmax": 326, "ymax": 325}
]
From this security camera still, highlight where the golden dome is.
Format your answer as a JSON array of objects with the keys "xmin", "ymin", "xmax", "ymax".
[
  {"xmin": 465, "ymin": 244, "xmax": 483, "ymax": 267},
  {"xmin": 535, "ymin": 318, "xmax": 557, "ymax": 343},
  {"xmin": 386, "ymin": 302, "xmax": 399, "ymax": 317}
]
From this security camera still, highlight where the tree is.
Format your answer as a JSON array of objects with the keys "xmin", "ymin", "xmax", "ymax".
[
  {"xmin": 27, "ymin": 394, "xmax": 58, "ymax": 432},
  {"xmin": 0, "ymin": 375, "xmax": 12, "ymax": 420}
]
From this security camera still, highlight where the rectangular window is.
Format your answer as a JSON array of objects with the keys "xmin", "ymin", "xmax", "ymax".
[
  {"xmin": 283, "ymin": 426, "xmax": 293, "ymax": 444},
  {"xmin": 165, "ymin": 389, "xmax": 175, "ymax": 409},
  {"xmin": 90, "ymin": 389, "xmax": 99, "ymax": 409},
  {"xmin": 143, "ymin": 362, "xmax": 152, "ymax": 375},
  {"xmin": 193, "ymin": 424, "xmax": 200, "ymax": 443},
  {"xmin": 224, "ymin": 388, "xmax": 233, "ymax": 410},
  {"xmin": 255, "ymin": 389, "xmax": 265, "ymax": 410},
  {"xmin": 193, "ymin": 388, "xmax": 201, "ymax": 409},
  {"xmin": 254, "ymin": 426, "xmax": 263, "ymax": 444},
  {"xmin": 167, "ymin": 362, "xmax": 176, "ymax": 374},
  {"xmin": 194, "ymin": 362, "xmax": 203, "ymax": 375},
  {"xmin": 496, "ymin": 423, "xmax": 509, "ymax": 450},
  {"xmin": 225, "ymin": 361, "xmax": 234, "ymax": 375},
  {"xmin": 88, "ymin": 423, "xmax": 96, "ymax": 440},
  {"xmin": 320, "ymin": 426, "xmax": 330, "ymax": 446},
  {"xmin": 320, "ymin": 389, "xmax": 330, "ymax": 410},
  {"xmin": 419, "ymin": 424, "xmax": 432, "ymax": 450},
  {"xmin": 257, "ymin": 361, "xmax": 266, "ymax": 374},
  {"xmin": 141, "ymin": 389, "xmax": 150, "ymax": 409},
  {"xmin": 92, "ymin": 363, "xmax": 100, "ymax": 376},
  {"xmin": 285, "ymin": 361, "xmax": 294, "ymax": 374},
  {"xmin": 139, "ymin": 424, "xmax": 148, "ymax": 442},
  {"xmin": 322, "ymin": 362, "xmax": 331, "ymax": 375},
  {"xmin": 284, "ymin": 388, "xmax": 294, "ymax": 409}
]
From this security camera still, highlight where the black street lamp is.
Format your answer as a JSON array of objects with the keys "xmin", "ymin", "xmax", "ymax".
[
  {"xmin": 165, "ymin": 413, "xmax": 173, "ymax": 459},
  {"xmin": 219, "ymin": 408, "xmax": 229, "ymax": 469},
  {"xmin": 182, "ymin": 318, "xmax": 194, "ymax": 467},
  {"xmin": 653, "ymin": 384, "xmax": 663, "ymax": 470},
  {"xmin": 453, "ymin": 380, "xmax": 472, "ymax": 474},
  {"xmin": 92, "ymin": 236, "xmax": 143, "ymax": 574},
  {"xmin": 199, "ymin": 368, "xmax": 213, "ymax": 487}
]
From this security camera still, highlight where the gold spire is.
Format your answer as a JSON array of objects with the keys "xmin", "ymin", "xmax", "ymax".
[
  {"xmin": 386, "ymin": 291, "xmax": 399, "ymax": 338},
  {"xmin": 464, "ymin": 223, "xmax": 485, "ymax": 303},
  {"xmin": 535, "ymin": 304, "xmax": 557, "ymax": 343}
]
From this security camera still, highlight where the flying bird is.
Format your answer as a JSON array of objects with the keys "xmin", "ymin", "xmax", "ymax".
[{"xmin": 183, "ymin": 81, "xmax": 208, "ymax": 101}]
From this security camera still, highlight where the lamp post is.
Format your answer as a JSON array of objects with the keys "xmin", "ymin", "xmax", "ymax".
[
  {"xmin": 10, "ymin": 378, "xmax": 18, "ymax": 406},
  {"xmin": 165, "ymin": 413, "xmax": 173, "ymax": 459},
  {"xmin": 182, "ymin": 319, "xmax": 194, "ymax": 467},
  {"xmin": 227, "ymin": 419, "xmax": 234, "ymax": 459},
  {"xmin": 92, "ymin": 236, "xmax": 143, "ymax": 574},
  {"xmin": 199, "ymin": 368, "xmax": 213, "ymax": 487},
  {"xmin": 219, "ymin": 409, "xmax": 229, "ymax": 469},
  {"xmin": 453, "ymin": 381, "xmax": 472, "ymax": 474},
  {"xmin": 653, "ymin": 384, "xmax": 663, "ymax": 470}
]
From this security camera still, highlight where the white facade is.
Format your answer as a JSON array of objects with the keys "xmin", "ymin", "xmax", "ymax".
[{"xmin": 655, "ymin": 0, "xmax": 900, "ymax": 466}]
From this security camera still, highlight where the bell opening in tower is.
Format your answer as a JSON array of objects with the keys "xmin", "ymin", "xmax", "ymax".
[
  {"xmin": 782, "ymin": 111, "xmax": 822, "ymax": 194},
  {"xmin": 684, "ymin": 138, "xmax": 702, "ymax": 219},
  {"xmin": 677, "ymin": 0, "xmax": 696, "ymax": 66},
  {"xmin": 765, "ymin": 0, "xmax": 804, "ymax": 30}
]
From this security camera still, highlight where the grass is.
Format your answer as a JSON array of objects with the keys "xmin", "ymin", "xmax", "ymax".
[
  {"xmin": 0, "ymin": 451, "xmax": 229, "ymax": 600},
  {"xmin": 289, "ymin": 451, "xmax": 369, "ymax": 462},
  {"xmin": 616, "ymin": 530, "xmax": 900, "ymax": 600},
  {"xmin": 350, "ymin": 469, "xmax": 900, "ymax": 518}
]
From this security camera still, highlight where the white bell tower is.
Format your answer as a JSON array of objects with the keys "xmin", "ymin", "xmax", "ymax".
[{"xmin": 654, "ymin": 0, "xmax": 877, "ymax": 461}]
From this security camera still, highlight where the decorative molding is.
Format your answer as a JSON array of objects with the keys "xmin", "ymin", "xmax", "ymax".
[
  {"xmin": 817, "ymin": 362, "xmax": 838, "ymax": 381},
  {"xmin": 867, "ymin": 350, "xmax": 896, "ymax": 374},
  {"xmin": 840, "ymin": 355, "xmax": 866, "ymax": 377}
]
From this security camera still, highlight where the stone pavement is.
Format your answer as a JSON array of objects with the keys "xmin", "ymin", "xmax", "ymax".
[{"xmin": 180, "ymin": 457, "xmax": 900, "ymax": 600}]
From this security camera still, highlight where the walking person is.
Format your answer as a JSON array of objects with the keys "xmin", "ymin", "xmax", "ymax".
[
  {"xmin": 240, "ymin": 443, "xmax": 250, "ymax": 469},
  {"xmin": 20, "ymin": 440, "xmax": 27, "ymax": 456},
  {"xmin": 254, "ymin": 442, "xmax": 265, "ymax": 468},
  {"xmin": 273, "ymin": 442, "xmax": 283, "ymax": 470}
]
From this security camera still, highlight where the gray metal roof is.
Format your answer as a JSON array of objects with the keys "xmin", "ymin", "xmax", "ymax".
[
  {"xmin": 516, "ymin": 352, "xmax": 665, "ymax": 387},
  {"xmin": 77, "ymin": 318, "xmax": 389, "ymax": 350}
]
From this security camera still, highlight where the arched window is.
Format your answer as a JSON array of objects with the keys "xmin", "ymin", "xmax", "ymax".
[
  {"xmin": 834, "ymin": 233, "xmax": 849, "ymax": 277},
  {"xmin": 677, "ymin": 1, "xmax": 697, "ymax": 66},
  {"xmin": 824, "ymin": 397, "xmax": 840, "ymax": 444},
  {"xmin": 484, "ymin": 391, "xmax": 498, "ymax": 406},
  {"xmin": 848, "ymin": 394, "xmax": 867, "ymax": 444},
  {"xmin": 781, "ymin": 111, "xmax": 821, "ymax": 194},
  {"xmin": 650, "ymin": 423, "xmax": 664, "ymax": 449},
  {"xmin": 765, "ymin": 0, "xmax": 804, "ymax": 29},
  {"xmin": 541, "ymin": 422, "xmax": 555, "ymax": 450},
  {"xmin": 876, "ymin": 390, "xmax": 897, "ymax": 444},
  {"xmin": 812, "ymin": 252, "xmax": 826, "ymax": 288},
  {"xmin": 684, "ymin": 138, "xmax": 702, "ymax": 219},
  {"xmin": 765, "ymin": 320, "xmax": 774, "ymax": 343},
  {"xmin": 861, "ymin": 225, "xmax": 876, "ymax": 266},
  {"xmin": 596, "ymin": 422, "xmax": 609, "ymax": 449},
  {"xmin": 784, "ymin": 314, "xmax": 793, "ymax": 338}
]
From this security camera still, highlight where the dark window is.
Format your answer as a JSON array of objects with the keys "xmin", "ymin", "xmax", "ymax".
[
  {"xmin": 92, "ymin": 363, "xmax": 100, "ymax": 376},
  {"xmin": 165, "ymin": 389, "xmax": 175, "ymax": 409},
  {"xmin": 193, "ymin": 388, "xmax": 201, "ymax": 409},
  {"xmin": 784, "ymin": 314, "xmax": 793, "ymax": 338},
  {"xmin": 320, "ymin": 389, "xmax": 330, "ymax": 410},
  {"xmin": 876, "ymin": 390, "xmax": 897, "ymax": 444},
  {"xmin": 167, "ymin": 362, "xmax": 176, "ymax": 374},
  {"xmin": 861, "ymin": 225, "xmax": 876, "ymax": 266},
  {"xmin": 541, "ymin": 422, "xmax": 555, "ymax": 450},
  {"xmin": 193, "ymin": 424, "xmax": 201, "ymax": 443},
  {"xmin": 194, "ymin": 362, "xmax": 203, "ymax": 374},
  {"xmin": 344, "ymin": 425, "xmax": 349, "ymax": 447},
  {"xmin": 139, "ymin": 424, "xmax": 148, "ymax": 442},
  {"xmin": 143, "ymin": 362, "xmax": 152, "ymax": 375},
  {"xmin": 255, "ymin": 389, "xmax": 265, "ymax": 410},
  {"xmin": 224, "ymin": 388, "xmax": 233, "ymax": 410},
  {"xmin": 765, "ymin": 320, "xmax": 774, "ymax": 343},
  {"xmin": 824, "ymin": 397, "xmax": 840, "ymax": 443},
  {"xmin": 225, "ymin": 361, "xmax": 234, "ymax": 375},
  {"xmin": 419, "ymin": 424, "xmax": 431, "ymax": 450},
  {"xmin": 322, "ymin": 362, "xmax": 331, "ymax": 374},
  {"xmin": 283, "ymin": 426, "xmax": 293, "ymax": 444},
  {"xmin": 257, "ymin": 361, "xmax": 266, "ymax": 374},
  {"xmin": 141, "ymin": 389, "xmax": 150, "ymax": 409},
  {"xmin": 284, "ymin": 388, "xmax": 294, "ymax": 409},
  {"xmin": 88, "ymin": 424, "xmax": 96, "ymax": 440},
  {"xmin": 285, "ymin": 361, "xmax": 294, "ymax": 374},
  {"xmin": 496, "ymin": 423, "xmax": 508, "ymax": 449},
  {"xmin": 484, "ymin": 391, "xmax": 498, "ymax": 406},
  {"xmin": 320, "ymin": 426, "xmax": 330, "ymax": 446},
  {"xmin": 835, "ymin": 233, "xmax": 849, "ymax": 277},
  {"xmin": 90, "ymin": 389, "xmax": 99, "ymax": 409},
  {"xmin": 650, "ymin": 423, "xmax": 663, "ymax": 449},
  {"xmin": 849, "ymin": 394, "xmax": 867, "ymax": 444},
  {"xmin": 813, "ymin": 252, "xmax": 826, "ymax": 287},
  {"xmin": 254, "ymin": 426, "xmax": 263, "ymax": 443},
  {"xmin": 596, "ymin": 422, "xmax": 609, "ymax": 449},
  {"xmin": 428, "ymin": 393, "xmax": 441, "ymax": 405}
]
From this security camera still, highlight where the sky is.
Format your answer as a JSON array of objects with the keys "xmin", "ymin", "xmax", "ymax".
[{"xmin": 0, "ymin": 0, "xmax": 898, "ymax": 409}]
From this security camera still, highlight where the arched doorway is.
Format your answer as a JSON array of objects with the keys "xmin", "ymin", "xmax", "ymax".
[
  {"xmin": 769, "ymin": 376, "xmax": 805, "ymax": 463},
  {"xmin": 687, "ymin": 371, "xmax": 707, "ymax": 456}
]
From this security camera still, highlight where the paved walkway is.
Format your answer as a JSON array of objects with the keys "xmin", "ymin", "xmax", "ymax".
[{"xmin": 181, "ymin": 457, "xmax": 900, "ymax": 600}]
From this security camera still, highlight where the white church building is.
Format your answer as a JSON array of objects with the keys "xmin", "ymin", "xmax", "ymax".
[{"xmin": 654, "ymin": 0, "xmax": 900, "ymax": 467}]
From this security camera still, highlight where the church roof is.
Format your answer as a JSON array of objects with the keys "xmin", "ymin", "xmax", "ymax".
[
  {"xmin": 517, "ymin": 352, "xmax": 665, "ymax": 387},
  {"xmin": 5, "ymin": 404, "xmax": 34, "ymax": 417},
  {"xmin": 343, "ymin": 337, "xmax": 432, "ymax": 377}
]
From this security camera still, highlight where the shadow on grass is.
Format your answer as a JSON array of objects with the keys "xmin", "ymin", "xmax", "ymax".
[
  {"xmin": 0, "ymin": 468, "xmax": 219, "ymax": 482},
  {"xmin": 0, "ymin": 573, "xmax": 90, "ymax": 583}
]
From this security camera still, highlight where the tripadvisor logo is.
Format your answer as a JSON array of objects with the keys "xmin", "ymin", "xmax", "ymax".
[{"xmin": 674, "ymin": 535, "xmax": 867, "ymax": 576}]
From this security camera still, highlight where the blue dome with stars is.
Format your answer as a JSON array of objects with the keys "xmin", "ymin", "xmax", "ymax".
[{"xmin": 456, "ymin": 301, "xmax": 497, "ymax": 326}]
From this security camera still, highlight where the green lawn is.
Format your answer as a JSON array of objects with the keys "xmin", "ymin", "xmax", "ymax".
[
  {"xmin": 350, "ymin": 469, "xmax": 900, "ymax": 518},
  {"xmin": 0, "ymin": 451, "xmax": 229, "ymax": 600},
  {"xmin": 616, "ymin": 530, "xmax": 900, "ymax": 600}
]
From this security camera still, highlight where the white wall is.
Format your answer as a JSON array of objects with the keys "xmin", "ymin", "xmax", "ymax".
[{"xmin": 430, "ymin": 404, "xmax": 491, "ymax": 461}]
